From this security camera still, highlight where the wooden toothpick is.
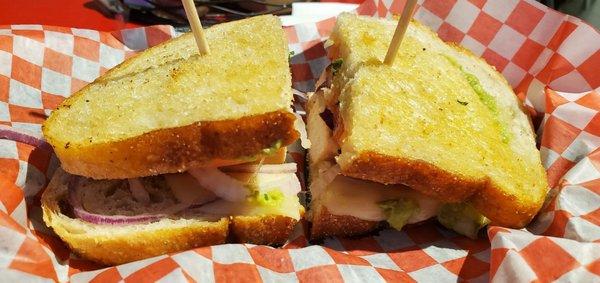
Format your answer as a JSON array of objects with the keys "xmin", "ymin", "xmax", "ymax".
[
  {"xmin": 383, "ymin": 0, "xmax": 418, "ymax": 65},
  {"xmin": 182, "ymin": 0, "xmax": 210, "ymax": 55}
]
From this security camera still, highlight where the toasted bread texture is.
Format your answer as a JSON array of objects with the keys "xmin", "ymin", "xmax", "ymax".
[
  {"xmin": 310, "ymin": 205, "xmax": 379, "ymax": 239},
  {"xmin": 52, "ymin": 111, "xmax": 298, "ymax": 179},
  {"xmin": 43, "ymin": 15, "xmax": 297, "ymax": 179},
  {"xmin": 231, "ymin": 214, "xmax": 301, "ymax": 245},
  {"xmin": 325, "ymin": 14, "xmax": 547, "ymax": 228},
  {"xmin": 42, "ymin": 169, "xmax": 299, "ymax": 265}
]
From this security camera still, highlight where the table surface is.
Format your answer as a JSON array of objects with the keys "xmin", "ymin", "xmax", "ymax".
[
  {"xmin": 0, "ymin": 0, "xmax": 366, "ymax": 31},
  {"xmin": 0, "ymin": 0, "xmax": 142, "ymax": 31}
]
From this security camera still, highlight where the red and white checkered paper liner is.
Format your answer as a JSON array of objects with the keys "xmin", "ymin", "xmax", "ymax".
[{"xmin": 1, "ymin": 0, "xmax": 599, "ymax": 281}]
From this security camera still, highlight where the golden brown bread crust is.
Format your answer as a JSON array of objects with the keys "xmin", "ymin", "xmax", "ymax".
[
  {"xmin": 51, "ymin": 110, "xmax": 299, "ymax": 179},
  {"xmin": 470, "ymin": 182, "xmax": 542, "ymax": 228},
  {"xmin": 341, "ymin": 151, "xmax": 483, "ymax": 202},
  {"xmin": 341, "ymin": 151, "xmax": 540, "ymax": 228},
  {"xmin": 231, "ymin": 214, "xmax": 299, "ymax": 245},
  {"xmin": 310, "ymin": 205, "xmax": 379, "ymax": 240},
  {"xmin": 61, "ymin": 219, "xmax": 229, "ymax": 266}
]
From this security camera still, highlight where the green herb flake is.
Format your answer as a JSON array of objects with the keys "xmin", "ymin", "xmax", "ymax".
[
  {"xmin": 443, "ymin": 55, "xmax": 511, "ymax": 144},
  {"xmin": 249, "ymin": 189, "xmax": 284, "ymax": 207},
  {"xmin": 331, "ymin": 58, "xmax": 343, "ymax": 75}
]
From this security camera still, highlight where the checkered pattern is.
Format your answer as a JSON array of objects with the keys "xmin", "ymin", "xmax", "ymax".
[
  {"xmin": 528, "ymin": 88, "xmax": 600, "ymax": 243},
  {"xmin": 538, "ymin": 89, "xmax": 600, "ymax": 188},
  {"xmin": 286, "ymin": 17, "xmax": 337, "ymax": 92},
  {"xmin": 1, "ymin": 0, "xmax": 600, "ymax": 282},
  {"xmin": 65, "ymin": 224, "xmax": 490, "ymax": 282},
  {"xmin": 489, "ymin": 228, "xmax": 600, "ymax": 282}
]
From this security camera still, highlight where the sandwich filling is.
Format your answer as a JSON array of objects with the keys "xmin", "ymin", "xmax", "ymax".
[{"xmin": 65, "ymin": 150, "xmax": 303, "ymax": 226}]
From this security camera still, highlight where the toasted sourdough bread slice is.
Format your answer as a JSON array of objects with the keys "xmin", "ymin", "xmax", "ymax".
[
  {"xmin": 307, "ymin": 91, "xmax": 441, "ymax": 239},
  {"xmin": 42, "ymin": 169, "xmax": 300, "ymax": 266},
  {"xmin": 318, "ymin": 13, "xmax": 547, "ymax": 228},
  {"xmin": 43, "ymin": 15, "xmax": 298, "ymax": 179}
]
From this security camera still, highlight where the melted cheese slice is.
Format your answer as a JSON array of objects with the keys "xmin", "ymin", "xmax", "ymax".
[{"xmin": 321, "ymin": 175, "xmax": 440, "ymax": 223}]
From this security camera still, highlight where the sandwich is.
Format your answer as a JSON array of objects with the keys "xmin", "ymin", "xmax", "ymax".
[
  {"xmin": 41, "ymin": 15, "xmax": 305, "ymax": 265},
  {"xmin": 307, "ymin": 13, "xmax": 548, "ymax": 239}
]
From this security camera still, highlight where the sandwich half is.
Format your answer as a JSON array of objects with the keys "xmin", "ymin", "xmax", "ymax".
[
  {"xmin": 308, "ymin": 13, "xmax": 548, "ymax": 239},
  {"xmin": 42, "ymin": 15, "xmax": 304, "ymax": 265}
]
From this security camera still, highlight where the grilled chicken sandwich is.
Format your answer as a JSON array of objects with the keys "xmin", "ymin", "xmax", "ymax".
[
  {"xmin": 41, "ymin": 15, "xmax": 304, "ymax": 265},
  {"xmin": 307, "ymin": 13, "xmax": 548, "ymax": 239}
]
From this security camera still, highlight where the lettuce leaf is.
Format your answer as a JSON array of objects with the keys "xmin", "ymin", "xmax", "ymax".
[
  {"xmin": 437, "ymin": 203, "xmax": 490, "ymax": 239},
  {"xmin": 378, "ymin": 198, "xmax": 419, "ymax": 230}
]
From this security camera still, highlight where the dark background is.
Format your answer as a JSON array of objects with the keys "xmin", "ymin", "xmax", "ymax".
[{"xmin": 0, "ymin": 0, "xmax": 597, "ymax": 31}]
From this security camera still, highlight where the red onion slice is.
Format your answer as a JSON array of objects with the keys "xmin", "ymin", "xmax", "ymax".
[
  {"xmin": 188, "ymin": 167, "xmax": 249, "ymax": 202},
  {"xmin": 72, "ymin": 206, "xmax": 166, "ymax": 225},
  {"xmin": 193, "ymin": 199, "xmax": 240, "ymax": 216},
  {"xmin": 220, "ymin": 163, "xmax": 297, "ymax": 174},
  {"xmin": 0, "ymin": 125, "xmax": 51, "ymax": 150}
]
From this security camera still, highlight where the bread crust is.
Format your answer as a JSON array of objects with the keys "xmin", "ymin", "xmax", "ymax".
[
  {"xmin": 310, "ymin": 205, "xmax": 379, "ymax": 240},
  {"xmin": 51, "ymin": 110, "xmax": 299, "ymax": 179},
  {"xmin": 470, "ymin": 182, "xmax": 542, "ymax": 228},
  {"xmin": 55, "ymin": 218, "xmax": 229, "ymax": 266},
  {"xmin": 42, "ymin": 169, "xmax": 302, "ymax": 265},
  {"xmin": 342, "ymin": 151, "xmax": 541, "ymax": 227},
  {"xmin": 231, "ymin": 214, "xmax": 299, "ymax": 245},
  {"xmin": 341, "ymin": 151, "xmax": 483, "ymax": 202}
]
